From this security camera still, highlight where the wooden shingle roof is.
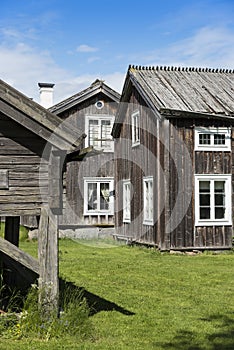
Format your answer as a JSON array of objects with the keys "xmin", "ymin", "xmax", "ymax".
[
  {"xmin": 128, "ymin": 65, "xmax": 234, "ymax": 115},
  {"xmin": 112, "ymin": 65, "xmax": 234, "ymax": 138}
]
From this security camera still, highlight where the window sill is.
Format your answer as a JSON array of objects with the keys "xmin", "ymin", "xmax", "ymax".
[
  {"xmin": 143, "ymin": 220, "xmax": 154, "ymax": 226},
  {"xmin": 84, "ymin": 212, "xmax": 114, "ymax": 216},
  {"xmin": 195, "ymin": 220, "xmax": 232, "ymax": 226},
  {"xmin": 132, "ymin": 142, "xmax": 140, "ymax": 148},
  {"xmin": 123, "ymin": 219, "xmax": 131, "ymax": 224}
]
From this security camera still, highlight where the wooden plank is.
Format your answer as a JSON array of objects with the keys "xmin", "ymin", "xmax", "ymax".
[
  {"xmin": 0, "ymin": 236, "xmax": 39, "ymax": 274},
  {"xmin": 0, "ymin": 99, "xmax": 74, "ymax": 150},
  {"xmin": 38, "ymin": 206, "xmax": 59, "ymax": 316},
  {"xmin": 48, "ymin": 151, "xmax": 63, "ymax": 211}
]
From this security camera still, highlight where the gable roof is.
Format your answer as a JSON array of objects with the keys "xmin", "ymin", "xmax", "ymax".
[
  {"xmin": 127, "ymin": 65, "xmax": 234, "ymax": 115},
  {"xmin": 49, "ymin": 79, "xmax": 120, "ymax": 114},
  {"xmin": 112, "ymin": 65, "xmax": 234, "ymax": 137},
  {"xmin": 0, "ymin": 79, "xmax": 85, "ymax": 151}
]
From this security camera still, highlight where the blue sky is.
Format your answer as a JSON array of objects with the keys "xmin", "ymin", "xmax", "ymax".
[{"xmin": 0, "ymin": 0, "xmax": 234, "ymax": 103}]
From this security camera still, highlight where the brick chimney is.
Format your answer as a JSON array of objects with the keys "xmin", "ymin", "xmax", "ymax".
[{"xmin": 38, "ymin": 83, "xmax": 55, "ymax": 108}]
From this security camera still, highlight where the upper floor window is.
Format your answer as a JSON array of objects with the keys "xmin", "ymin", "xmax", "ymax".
[
  {"xmin": 85, "ymin": 116, "xmax": 114, "ymax": 152},
  {"xmin": 195, "ymin": 127, "xmax": 231, "ymax": 151},
  {"xmin": 143, "ymin": 177, "xmax": 154, "ymax": 225},
  {"xmin": 84, "ymin": 177, "xmax": 114, "ymax": 215},
  {"xmin": 195, "ymin": 174, "xmax": 232, "ymax": 226},
  {"xmin": 131, "ymin": 111, "xmax": 140, "ymax": 146}
]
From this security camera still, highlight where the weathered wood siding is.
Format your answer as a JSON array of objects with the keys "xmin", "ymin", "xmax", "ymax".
[
  {"xmin": 56, "ymin": 93, "xmax": 118, "ymax": 226},
  {"xmin": 0, "ymin": 113, "xmax": 49, "ymax": 216},
  {"xmin": 115, "ymin": 87, "xmax": 163, "ymax": 245},
  {"xmin": 169, "ymin": 118, "xmax": 233, "ymax": 249},
  {"xmin": 115, "ymin": 85, "xmax": 233, "ymax": 249}
]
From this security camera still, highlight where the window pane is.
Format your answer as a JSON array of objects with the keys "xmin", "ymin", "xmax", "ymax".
[
  {"xmin": 199, "ymin": 181, "xmax": 210, "ymax": 220},
  {"xmin": 144, "ymin": 179, "xmax": 153, "ymax": 221},
  {"xmin": 88, "ymin": 183, "xmax": 97, "ymax": 210},
  {"xmin": 100, "ymin": 182, "xmax": 110, "ymax": 210},
  {"xmin": 132, "ymin": 113, "xmax": 140, "ymax": 143},
  {"xmin": 101, "ymin": 120, "xmax": 112, "ymax": 149},
  {"xmin": 199, "ymin": 134, "xmax": 210, "ymax": 145},
  {"xmin": 200, "ymin": 194, "xmax": 210, "ymax": 205},
  {"xmin": 89, "ymin": 120, "xmax": 99, "ymax": 147},
  {"xmin": 200, "ymin": 208, "xmax": 210, "ymax": 219},
  {"xmin": 214, "ymin": 134, "xmax": 225, "ymax": 145},
  {"xmin": 123, "ymin": 182, "xmax": 131, "ymax": 220},
  {"xmin": 214, "ymin": 181, "xmax": 225, "ymax": 219},
  {"xmin": 215, "ymin": 208, "xmax": 225, "ymax": 219},
  {"xmin": 199, "ymin": 181, "xmax": 210, "ymax": 191}
]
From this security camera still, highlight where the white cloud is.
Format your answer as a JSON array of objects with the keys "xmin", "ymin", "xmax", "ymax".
[
  {"xmin": 144, "ymin": 26, "xmax": 234, "ymax": 69},
  {"xmin": 0, "ymin": 40, "xmax": 123, "ymax": 104},
  {"xmin": 76, "ymin": 44, "xmax": 98, "ymax": 53},
  {"xmin": 87, "ymin": 56, "xmax": 100, "ymax": 63}
]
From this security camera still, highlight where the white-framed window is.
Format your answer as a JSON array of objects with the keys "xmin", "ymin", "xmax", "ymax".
[
  {"xmin": 195, "ymin": 127, "xmax": 231, "ymax": 151},
  {"xmin": 195, "ymin": 174, "xmax": 232, "ymax": 226},
  {"xmin": 143, "ymin": 177, "xmax": 154, "ymax": 225},
  {"xmin": 131, "ymin": 110, "xmax": 140, "ymax": 146},
  {"xmin": 84, "ymin": 177, "xmax": 114, "ymax": 215},
  {"xmin": 85, "ymin": 115, "xmax": 114, "ymax": 152},
  {"xmin": 123, "ymin": 180, "xmax": 131, "ymax": 223}
]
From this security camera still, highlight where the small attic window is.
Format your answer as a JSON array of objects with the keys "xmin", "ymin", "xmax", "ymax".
[{"xmin": 95, "ymin": 100, "xmax": 104, "ymax": 109}]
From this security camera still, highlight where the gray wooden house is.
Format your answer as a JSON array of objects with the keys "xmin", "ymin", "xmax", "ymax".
[
  {"xmin": 0, "ymin": 79, "xmax": 85, "ymax": 311},
  {"xmin": 112, "ymin": 65, "xmax": 234, "ymax": 250},
  {"xmin": 50, "ymin": 79, "xmax": 120, "ymax": 227}
]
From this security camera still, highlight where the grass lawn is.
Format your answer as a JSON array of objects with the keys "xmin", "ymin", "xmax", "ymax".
[{"xmin": 1, "ymin": 238, "xmax": 234, "ymax": 349}]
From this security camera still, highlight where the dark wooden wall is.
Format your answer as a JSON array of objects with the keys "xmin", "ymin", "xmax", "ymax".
[
  {"xmin": 115, "ymin": 84, "xmax": 233, "ymax": 249},
  {"xmin": 169, "ymin": 118, "xmax": 233, "ymax": 249},
  {"xmin": 57, "ymin": 92, "xmax": 118, "ymax": 226},
  {"xmin": 0, "ymin": 113, "xmax": 48, "ymax": 217},
  {"xmin": 115, "ymin": 87, "xmax": 162, "ymax": 245}
]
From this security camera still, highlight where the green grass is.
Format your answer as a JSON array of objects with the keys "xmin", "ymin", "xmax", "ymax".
[
  {"xmin": 1, "ymin": 238, "xmax": 234, "ymax": 349},
  {"xmin": 0, "ymin": 222, "xmax": 29, "ymax": 242}
]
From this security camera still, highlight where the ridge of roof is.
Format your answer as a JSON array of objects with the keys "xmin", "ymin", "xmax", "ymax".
[
  {"xmin": 128, "ymin": 64, "xmax": 234, "ymax": 73},
  {"xmin": 50, "ymin": 79, "xmax": 120, "ymax": 114}
]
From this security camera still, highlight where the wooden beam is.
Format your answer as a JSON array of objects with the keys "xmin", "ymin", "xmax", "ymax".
[
  {"xmin": 66, "ymin": 146, "xmax": 103, "ymax": 162},
  {"xmin": 38, "ymin": 206, "xmax": 59, "ymax": 316},
  {"xmin": 0, "ymin": 236, "xmax": 39, "ymax": 274}
]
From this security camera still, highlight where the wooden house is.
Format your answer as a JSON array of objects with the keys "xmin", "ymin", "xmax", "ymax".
[
  {"xmin": 0, "ymin": 79, "xmax": 85, "ymax": 311},
  {"xmin": 112, "ymin": 65, "xmax": 234, "ymax": 250},
  {"xmin": 49, "ymin": 79, "xmax": 120, "ymax": 227}
]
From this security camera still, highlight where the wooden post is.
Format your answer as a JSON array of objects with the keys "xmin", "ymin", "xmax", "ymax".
[
  {"xmin": 38, "ymin": 206, "xmax": 59, "ymax": 318},
  {"xmin": 3, "ymin": 216, "xmax": 20, "ymax": 288}
]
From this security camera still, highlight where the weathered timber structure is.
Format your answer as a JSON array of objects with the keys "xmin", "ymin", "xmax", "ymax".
[
  {"xmin": 0, "ymin": 79, "xmax": 86, "ymax": 313},
  {"xmin": 50, "ymin": 79, "xmax": 120, "ymax": 227},
  {"xmin": 112, "ymin": 65, "xmax": 234, "ymax": 250}
]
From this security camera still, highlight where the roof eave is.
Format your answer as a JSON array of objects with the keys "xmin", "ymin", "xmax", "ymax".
[
  {"xmin": 50, "ymin": 83, "xmax": 120, "ymax": 114},
  {"xmin": 160, "ymin": 108, "xmax": 234, "ymax": 121}
]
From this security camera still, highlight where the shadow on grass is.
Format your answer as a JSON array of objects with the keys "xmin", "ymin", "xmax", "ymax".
[
  {"xmin": 154, "ymin": 313, "xmax": 234, "ymax": 350},
  {"xmin": 59, "ymin": 278, "xmax": 135, "ymax": 317}
]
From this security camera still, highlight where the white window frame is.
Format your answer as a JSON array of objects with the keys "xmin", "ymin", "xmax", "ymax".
[
  {"xmin": 195, "ymin": 174, "xmax": 232, "ymax": 226},
  {"xmin": 143, "ymin": 176, "xmax": 154, "ymax": 226},
  {"xmin": 123, "ymin": 180, "xmax": 131, "ymax": 223},
  {"xmin": 131, "ymin": 110, "xmax": 140, "ymax": 147},
  {"xmin": 195, "ymin": 127, "xmax": 231, "ymax": 151},
  {"xmin": 84, "ymin": 177, "xmax": 114, "ymax": 215},
  {"xmin": 85, "ymin": 115, "xmax": 115, "ymax": 152}
]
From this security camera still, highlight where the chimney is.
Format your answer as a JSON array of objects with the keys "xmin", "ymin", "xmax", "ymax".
[{"xmin": 38, "ymin": 82, "xmax": 55, "ymax": 108}]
